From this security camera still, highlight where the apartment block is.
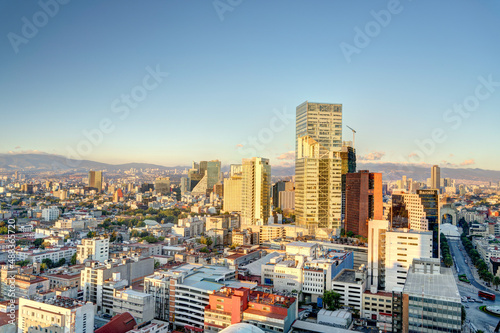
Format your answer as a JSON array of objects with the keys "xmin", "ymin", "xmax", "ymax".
[{"xmin": 77, "ymin": 237, "xmax": 109, "ymax": 264}]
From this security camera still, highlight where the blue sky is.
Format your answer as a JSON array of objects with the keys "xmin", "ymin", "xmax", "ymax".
[{"xmin": 0, "ymin": 0, "xmax": 499, "ymax": 169}]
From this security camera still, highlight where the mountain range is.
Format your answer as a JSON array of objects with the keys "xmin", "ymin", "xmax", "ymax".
[{"xmin": 1, "ymin": 154, "xmax": 499, "ymax": 183}]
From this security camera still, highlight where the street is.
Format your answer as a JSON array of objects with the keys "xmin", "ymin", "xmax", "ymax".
[{"xmin": 449, "ymin": 238, "xmax": 500, "ymax": 333}]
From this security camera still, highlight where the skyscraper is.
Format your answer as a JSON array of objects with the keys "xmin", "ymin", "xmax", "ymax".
[
  {"xmin": 295, "ymin": 136, "xmax": 342, "ymax": 234},
  {"xmin": 241, "ymin": 157, "xmax": 271, "ymax": 227},
  {"xmin": 88, "ymin": 171, "xmax": 103, "ymax": 192},
  {"xmin": 191, "ymin": 160, "xmax": 222, "ymax": 196},
  {"xmin": 431, "ymin": 165, "xmax": 440, "ymax": 190},
  {"xmin": 295, "ymin": 101, "xmax": 343, "ymax": 234},
  {"xmin": 345, "ymin": 170, "xmax": 383, "ymax": 238},
  {"xmin": 341, "ymin": 141, "xmax": 357, "ymax": 218}
]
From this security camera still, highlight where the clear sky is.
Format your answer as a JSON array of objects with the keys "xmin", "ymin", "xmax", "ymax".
[{"xmin": 1, "ymin": 0, "xmax": 499, "ymax": 170}]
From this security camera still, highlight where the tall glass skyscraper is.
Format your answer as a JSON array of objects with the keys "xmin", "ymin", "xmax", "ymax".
[{"xmin": 295, "ymin": 101, "xmax": 343, "ymax": 234}]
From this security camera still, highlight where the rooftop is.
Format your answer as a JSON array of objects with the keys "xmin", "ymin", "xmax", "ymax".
[
  {"xmin": 332, "ymin": 269, "xmax": 360, "ymax": 284},
  {"xmin": 403, "ymin": 266, "xmax": 460, "ymax": 301},
  {"xmin": 287, "ymin": 241, "xmax": 316, "ymax": 248}
]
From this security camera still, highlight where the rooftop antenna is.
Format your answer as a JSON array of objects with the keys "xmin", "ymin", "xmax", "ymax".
[{"xmin": 346, "ymin": 125, "xmax": 357, "ymax": 148}]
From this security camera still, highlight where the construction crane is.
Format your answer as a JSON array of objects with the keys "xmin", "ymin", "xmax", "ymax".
[{"xmin": 346, "ymin": 125, "xmax": 356, "ymax": 148}]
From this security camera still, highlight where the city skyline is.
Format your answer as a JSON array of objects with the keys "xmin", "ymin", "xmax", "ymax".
[{"xmin": 1, "ymin": 1, "xmax": 500, "ymax": 170}]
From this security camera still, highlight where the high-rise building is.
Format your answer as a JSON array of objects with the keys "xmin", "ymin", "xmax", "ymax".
[
  {"xmin": 241, "ymin": 157, "xmax": 271, "ymax": 227},
  {"xmin": 345, "ymin": 171, "xmax": 383, "ymax": 238},
  {"xmin": 88, "ymin": 170, "xmax": 103, "ymax": 192},
  {"xmin": 18, "ymin": 296, "xmax": 94, "ymax": 333},
  {"xmin": 295, "ymin": 136, "xmax": 342, "ymax": 235},
  {"xmin": 416, "ymin": 189, "xmax": 440, "ymax": 259},
  {"xmin": 295, "ymin": 101, "xmax": 343, "ymax": 234},
  {"xmin": 341, "ymin": 141, "xmax": 357, "ymax": 218},
  {"xmin": 295, "ymin": 136, "xmax": 342, "ymax": 234},
  {"xmin": 272, "ymin": 181, "xmax": 294, "ymax": 208},
  {"xmin": 154, "ymin": 177, "xmax": 171, "ymax": 195},
  {"xmin": 295, "ymin": 101, "xmax": 343, "ymax": 156},
  {"xmin": 223, "ymin": 175, "xmax": 242, "ymax": 213},
  {"xmin": 191, "ymin": 160, "xmax": 222, "ymax": 196},
  {"xmin": 367, "ymin": 220, "xmax": 433, "ymax": 292},
  {"xmin": 402, "ymin": 258, "xmax": 461, "ymax": 333},
  {"xmin": 431, "ymin": 165, "xmax": 440, "ymax": 190}
]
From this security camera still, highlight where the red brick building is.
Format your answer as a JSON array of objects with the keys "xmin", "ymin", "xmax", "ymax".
[{"xmin": 345, "ymin": 171, "xmax": 383, "ymax": 238}]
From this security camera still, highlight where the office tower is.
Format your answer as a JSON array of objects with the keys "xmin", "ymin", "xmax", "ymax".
[
  {"xmin": 345, "ymin": 171, "xmax": 383, "ymax": 238},
  {"xmin": 223, "ymin": 175, "xmax": 242, "ymax": 212},
  {"xmin": 18, "ymin": 297, "xmax": 94, "ymax": 333},
  {"xmin": 431, "ymin": 165, "xmax": 440, "ymax": 190},
  {"xmin": 341, "ymin": 141, "xmax": 357, "ymax": 218},
  {"xmin": 295, "ymin": 101, "xmax": 343, "ymax": 234},
  {"xmin": 296, "ymin": 135, "xmax": 342, "ymax": 234},
  {"xmin": 241, "ymin": 157, "xmax": 271, "ymax": 227},
  {"xmin": 416, "ymin": 189, "xmax": 440, "ymax": 258},
  {"xmin": 180, "ymin": 177, "xmax": 189, "ymax": 194},
  {"xmin": 191, "ymin": 160, "xmax": 222, "ymax": 196},
  {"xmin": 402, "ymin": 175, "xmax": 407, "ymax": 190},
  {"xmin": 272, "ymin": 180, "xmax": 294, "ymax": 208},
  {"xmin": 154, "ymin": 177, "xmax": 171, "ymax": 195},
  {"xmin": 88, "ymin": 170, "xmax": 103, "ymax": 192},
  {"xmin": 402, "ymin": 258, "xmax": 461, "ymax": 333}
]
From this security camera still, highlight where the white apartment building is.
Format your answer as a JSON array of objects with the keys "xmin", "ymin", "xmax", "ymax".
[
  {"xmin": 15, "ymin": 247, "xmax": 77, "ymax": 264},
  {"xmin": 367, "ymin": 220, "xmax": 433, "ymax": 292},
  {"xmin": 112, "ymin": 289, "xmax": 154, "ymax": 325},
  {"xmin": 18, "ymin": 297, "xmax": 94, "ymax": 333},
  {"xmin": 332, "ymin": 267, "xmax": 367, "ymax": 311},
  {"xmin": 77, "ymin": 237, "xmax": 109, "ymax": 264},
  {"xmin": 41, "ymin": 207, "xmax": 60, "ymax": 221}
]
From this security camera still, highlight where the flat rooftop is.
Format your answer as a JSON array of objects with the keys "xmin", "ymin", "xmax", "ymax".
[
  {"xmin": 332, "ymin": 269, "xmax": 358, "ymax": 284},
  {"xmin": 287, "ymin": 241, "xmax": 316, "ymax": 248},
  {"xmin": 403, "ymin": 266, "xmax": 460, "ymax": 301}
]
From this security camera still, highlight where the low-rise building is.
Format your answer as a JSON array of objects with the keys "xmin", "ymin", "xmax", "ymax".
[{"xmin": 332, "ymin": 267, "xmax": 367, "ymax": 311}]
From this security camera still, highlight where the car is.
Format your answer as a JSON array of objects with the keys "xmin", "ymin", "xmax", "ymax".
[
  {"xmin": 476, "ymin": 299, "xmax": 484, "ymax": 303},
  {"xmin": 465, "ymin": 305, "xmax": 469, "ymax": 308},
  {"xmin": 102, "ymin": 314, "xmax": 112, "ymax": 319}
]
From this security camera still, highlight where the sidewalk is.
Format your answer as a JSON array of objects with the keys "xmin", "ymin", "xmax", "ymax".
[{"xmin": 458, "ymin": 241, "xmax": 500, "ymax": 295}]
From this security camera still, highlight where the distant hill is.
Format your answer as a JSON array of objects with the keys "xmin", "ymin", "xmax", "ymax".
[
  {"xmin": 1, "ymin": 154, "xmax": 498, "ymax": 182},
  {"xmin": 0, "ymin": 154, "xmax": 173, "ymax": 172}
]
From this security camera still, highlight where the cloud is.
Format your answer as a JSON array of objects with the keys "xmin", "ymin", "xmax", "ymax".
[
  {"xmin": 359, "ymin": 151, "xmax": 386, "ymax": 161},
  {"xmin": 408, "ymin": 153, "xmax": 418, "ymax": 158},
  {"xmin": 14, "ymin": 146, "xmax": 21, "ymax": 149},
  {"xmin": 235, "ymin": 144, "xmax": 243, "ymax": 148},
  {"xmin": 460, "ymin": 159, "xmax": 475, "ymax": 166},
  {"xmin": 277, "ymin": 151, "xmax": 294, "ymax": 160},
  {"xmin": 6, "ymin": 150, "xmax": 49, "ymax": 155},
  {"xmin": 449, "ymin": 154, "xmax": 454, "ymax": 157}
]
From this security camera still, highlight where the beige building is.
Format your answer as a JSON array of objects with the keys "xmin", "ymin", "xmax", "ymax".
[
  {"xmin": 223, "ymin": 176, "xmax": 242, "ymax": 213},
  {"xmin": 112, "ymin": 289, "xmax": 154, "ymax": 325},
  {"xmin": 18, "ymin": 296, "xmax": 94, "ymax": 333},
  {"xmin": 241, "ymin": 157, "xmax": 271, "ymax": 227}
]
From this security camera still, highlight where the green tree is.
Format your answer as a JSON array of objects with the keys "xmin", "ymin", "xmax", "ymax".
[
  {"xmin": 461, "ymin": 305, "xmax": 466, "ymax": 325},
  {"xmin": 57, "ymin": 258, "xmax": 66, "ymax": 267},
  {"xmin": 70, "ymin": 253, "xmax": 77, "ymax": 265},
  {"xmin": 154, "ymin": 261, "xmax": 160, "ymax": 269},
  {"xmin": 200, "ymin": 247, "xmax": 209, "ymax": 253},
  {"xmin": 323, "ymin": 290, "xmax": 342, "ymax": 310},
  {"xmin": 493, "ymin": 276, "xmax": 500, "ymax": 290}
]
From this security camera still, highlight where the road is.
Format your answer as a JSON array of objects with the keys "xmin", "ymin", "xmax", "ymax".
[{"xmin": 449, "ymin": 238, "xmax": 500, "ymax": 332}]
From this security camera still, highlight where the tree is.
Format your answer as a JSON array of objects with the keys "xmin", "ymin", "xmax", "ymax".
[
  {"xmin": 200, "ymin": 247, "xmax": 209, "ymax": 253},
  {"xmin": 40, "ymin": 263, "xmax": 48, "ymax": 272},
  {"xmin": 42, "ymin": 258, "xmax": 54, "ymax": 269},
  {"xmin": 57, "ymin": 258, "xmax": 66, "ymax": 267},
  {"xmin": 70, "ymin": 253, "xmax": 77, "ymax": 265},
  {"xmin": 493, "ymin": 276, "xmax": 500, "ymax": 290},
  {"xmin": 87, "ymin": 231, "xmax": 97, "ymax": 238},
  {"xmin": 154, "ymin": 261, "xmax": 160, "ymax": 269},
  {"xmin": 33, "ymin": 238, "xmax": 44, "ymax": 247},
  {"xmin": 323, "ymin": 290, "xmax": 342, "ymax": 310},
  {"xmin": 461, "ymin": 305, "xmax": 466, "ymax": 325}
]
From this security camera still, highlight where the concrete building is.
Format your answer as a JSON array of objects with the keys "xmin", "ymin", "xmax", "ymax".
[
  {"xmin": 402, "ymin": 258, "xmax": 461, "ymax": 333},
  {"xmin": 295, "ymin": 101, "xmax": 343, "ymax": 234},
  {"xmin": 204, "ymin": 287, "xmax": 297, "ymax": 333},
  {"xmin": 362, "ymin": 289, "xmax": 393, "ymax": 332},
  {"xmin": 431, "ymin": 165, "xmax": 440, "ymax": 191},
  {"xmin": 112, "ymin": 289, "xmax": 154, "ymax": 325},
  {"xmin": 81, "ymin": 257, "xmax": 154, "ymax": 313},
  {"xmin": 41, "ymin": 207, "xmax": 60, "ymax": 221},
  {"xmin": 223, "ymin": 176, "xmax": 242, "ymax": 213},
  {"xmin": 77, "ymin": 237, "xmax": 109, "ymax": 264},
  {"xmin": 332, "ymin": 267, "xmax": 367, "ymax": 311},
  {"xmin": 154, "ymin": 177, "xmax": 171, "ymax": 195},
  {"xmin": 15, "ymin": 247, "xmax": 77, "ymax": 265},
  {"xmin": 341, "ymin": 142, "xmax": 357, "ymax": 220},
  {"xmin": 241, "ymin": 157, "xmax": 271, "ymax": 227},
  {"xmin": 345, "ymin": 171, "xmax": 383, "ymax": 238},
  {"xmin": 18, "ymin": 296, "xmax": 94, "ymax": 333}
]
